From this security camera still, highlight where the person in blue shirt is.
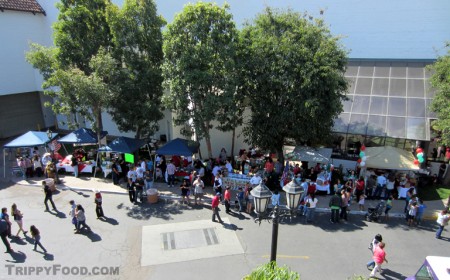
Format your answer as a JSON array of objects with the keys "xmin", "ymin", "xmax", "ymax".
[{"xmin": 416, "ymin": 198, "xmax": 427, "ymax": 225}]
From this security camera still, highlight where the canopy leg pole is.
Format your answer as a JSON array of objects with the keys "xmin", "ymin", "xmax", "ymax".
[
  {"xmin": 94, "ymin": 152, "xmax": 100, "ymax": 178},
  {"xmin": 3, "ymin": 149, "xmax": 6, "ymax": 178}
]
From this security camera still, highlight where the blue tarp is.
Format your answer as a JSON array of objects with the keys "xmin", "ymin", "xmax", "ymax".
[
  {"xmin": 98, "ymin": 137, "xmax": 146, "ymax": 153},
  {"xmin": 156, "ymin": 138, "xmax": 199, "ymax": 156},
  {"xmin": 3, "ymin": 131, "xmax": 58, "ymax": 148},
  {"xmin": 58, "ymin": 128, "xmax": 107, "ymax": 144}
]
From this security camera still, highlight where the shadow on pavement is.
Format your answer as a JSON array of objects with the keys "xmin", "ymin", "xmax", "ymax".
[
  {"xmin": 5, "ymin": 250, "xmax": 27, "ymax": 263},
  {"xmin": 49, "ymin": 210, "xmax": 67, "ymax": 219},
  {"xmin": 44, "ymin": 253, "xmax": 54, "ymax": 261},
  {"xmin": 222, "ymin": 222, "xmax": 243, "ymax": 231},
  {"xmin": 85, "ymin": 231, "xmax": 102, "ymax": 242},
  {"xmin": 381, "ymin": 268, "xmax": 406, "ymax": 280},
  {"xmin": 9, "ymin": 237, "xmax": 28, "ymax": 246},
  {"xmin": 117, "ymin": 200, "xmax": 183, "ymax": 220},
  {"xmin": 99, "ymin": 216, "xmax": 119, "ymax": 225}
]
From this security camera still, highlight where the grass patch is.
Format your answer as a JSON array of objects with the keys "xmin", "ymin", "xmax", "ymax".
[{"xmin": 418, "ymin": 184, "xmax": 450, "ymax": 201}]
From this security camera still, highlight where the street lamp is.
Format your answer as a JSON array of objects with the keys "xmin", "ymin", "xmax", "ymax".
[{"xmin": 251, "ymin": 180, "xmax": 304, "ymax": 262}]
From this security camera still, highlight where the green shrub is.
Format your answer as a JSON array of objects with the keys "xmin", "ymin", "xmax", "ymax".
[{"xmin": 244, "ymin": 261, "xmax": 300, "ymax": 280}]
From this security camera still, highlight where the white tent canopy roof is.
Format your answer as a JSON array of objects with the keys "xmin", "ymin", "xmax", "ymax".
[{"xmin": 364, "ymin": 146, "xmax": 419, "ymax": 171}]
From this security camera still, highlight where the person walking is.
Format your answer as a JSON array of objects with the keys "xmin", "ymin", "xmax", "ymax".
[
  {"xmin": 11, "ymin": 204, "xmax": 27, "ymax": 237},
  {"xmin": 166, "ymin": 160, "xmax": 176, "ymax": 188},
  {"xmin": 246, "ymin": 186, "xmax": 254, "ymax": 214},
  {"xmin": 94, "ymin": 191, "xmax": 104, "ymax": 219},
  {"xmin": 69, "ymin": 200, "xmax": 77, "ymax": 230},
  {"xmin": 211, "ymin": 193, "xmax": 224, "ymax": 223},
  {"xmin": 224, "ymin": 186, "xmax": 232, "ymax": 213},
  {"xmin": 369, "ymin": 242, "xmax": 388, "ymax": 278},
  {"xmin": 367, "ymin": 234, "xmax": 383, "ymax": 270},
  {"xmin": 0, "ymin": 208, "xmax": 12, "ymax": 238},
  {"xmin": 42, "ymin": 180, "xmax": 57, "ymax": 212},
  {"xmin": 0, "ymin": 219, "xmax": 13, "ymax": 253},
  {"xmin": 416, "ymin": 199, "xmax": 426, "ymax": 225},
  {"xmin": 75, "ymin": 204, "xmax": 91, "ymax": 233},
  {"xmin": 30, "ymin": 225, "xmax": 47, "ymax": 253},
  {"xmin": 329, "ymin": 192, "xmax": 341, "ymax": 223},
  {"xmin": 436, "ymin": 209, "xmax": 449, "ymax": 239}
]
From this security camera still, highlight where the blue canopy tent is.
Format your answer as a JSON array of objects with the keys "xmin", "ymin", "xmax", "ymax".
[
  {"xmin": 58, "ymin": 128, "xmax": 107, "ymax": 145},
  {"xmin": 155, "ymin": 138, "xmax": 199, "ymax": 157},
  {"xmin": 95, "ymin": 137, "xmax": 149, "ymax": 177},
  {"xmin": 3, "ymin": 131, "xmax": 58, "ymax": 177}
]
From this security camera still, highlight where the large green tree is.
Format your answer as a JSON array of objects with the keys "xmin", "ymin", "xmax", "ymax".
[
  {"xmin": 162, "ymin": 2, "xmax": 239, "ymax": 159},
  {"xmin": 240, "ymin": 8, "xmax": 348, "ymax": 164},
  {"xmin": 107, "ymin": 0, "xmax": 166, "ymax": 139},
  {"xmin": 428, "ymin": 46, "xmax": 450, "ymax": 146},
  {"xmin": 27, "ymin": 0, "xmax": 113, "ymax": 144}
]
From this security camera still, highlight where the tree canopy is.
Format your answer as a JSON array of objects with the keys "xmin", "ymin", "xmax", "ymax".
[
  {"xmin": 162, "ymin": 2, "xmax": 239, "ymax": 158},
  {"xmin": 428, "ymin": 45, "xmax": 450, "ymax": 146},
  {"xmin": 107, "ymin": 0, "xmax": 166, "ymax": 138},
  {"xmin": 240, "ymin": 8, "xmax": 348, "ymax": 162}
]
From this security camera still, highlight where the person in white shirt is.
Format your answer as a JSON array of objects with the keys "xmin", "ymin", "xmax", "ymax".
[
  {"xmin": 166, "ymin": 160, "xmax": 176, "ymax": 188},
  {"xmin": 374, "ymin": 174, "xmax": 387, "ymax": 199},
  {"xmin": 136, "ymin": 166, "xmax": 145, "ymax": 179},
  {"xmin": 225, "ymin": 160, "xmax": 233, "ymax": 174},
  {"xmin": 127, "ymin": 166, "xmax": 137, "ymax": 203},
  {"xmin": 305, "ymin": 193, "xmax": 318, "ymax": 223},
  {"xmin": 250, "ymin": 173, "xmax": 262, "ymax": 186},
  {"xmin": 212, "ymin": 164, "xmax": 221, "ymax": 177},
  {"xmin": 140, "ymin": 159, "xmax": 147, "ymax": 172}
]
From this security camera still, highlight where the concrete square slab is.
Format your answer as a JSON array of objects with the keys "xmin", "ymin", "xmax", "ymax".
[{"xmin": 141, "ymin": 218, "xmax": 244, "ymax": 266}]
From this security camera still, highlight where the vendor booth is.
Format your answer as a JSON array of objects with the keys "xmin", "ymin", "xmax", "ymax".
[
  {"xmin": 155, "ymin": 138, "xmax": 200, "ymax": 181},
  {"xmin": 96, "ymin": 136, "xmax": 149, "ymax": 177},
  {"xmin": 3, "ymin": 131, "xmax": 58, "ymax": 177},
  {"xmin": 56, "ymin": 128, "xmax": 107, "ymax": 175},
  {"xmin": 363, "ymin": 146, "xmax": 420, "ymax": 198}
]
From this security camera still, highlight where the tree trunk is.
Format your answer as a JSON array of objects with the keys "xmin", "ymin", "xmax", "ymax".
[
  {"xmin": 205, "ymin": 121, "xmax": 213, "ymax": 159},
  {"xmin": 95, "ymin": 108, "xmax": 103, "ymax": 147},
  {"xmin": 276, "ymin": 146, "xmax": 285, "ymax": 169},
  {"xmin": 231, "ymin": 128, "xmax": 236, "ymax": 159},
  {"xmin": 135, "ymin": 125, "xmax": 141, "ymax": 139}
]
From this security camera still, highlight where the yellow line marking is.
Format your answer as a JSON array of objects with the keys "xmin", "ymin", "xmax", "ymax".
[{"xmin": 261, "ymin": 255, "xmax": 309, "ymax": 259}]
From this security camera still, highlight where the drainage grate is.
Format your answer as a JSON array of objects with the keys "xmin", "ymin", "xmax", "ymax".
[{"xmin": 161, "ymin": 228, "xmax": 219, "ymax": 250}]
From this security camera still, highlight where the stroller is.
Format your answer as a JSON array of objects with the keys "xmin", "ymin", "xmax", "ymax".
[{"xmin": 366, "ymin": 200, "xmax": 386, "ymax": 222}]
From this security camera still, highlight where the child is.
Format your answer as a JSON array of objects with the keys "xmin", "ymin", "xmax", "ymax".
[
  {"xmin": 358, "ymin": 194, "xmax": 366, "ymax": 211},
  {"xmin": 94, "ymin": 191, "xmax": 104, "ymax": 219},
  {"xmin": 384, "ymin": 195, "xmax": 393, "ymax": 221},
  {"xmin": 30, "ymin": 225, "xmax": 47, "ymax": 253},
  {"xmin": 408, "ymin": 202, "xmax": 418, "ymax": 226},
  {"xmin": 416, "ymin": 199, "xmax": 426, "ymax": 225},
  {"xmin": 180, "ymin": 180, "xmax": 190, "ymax": 205},
  {"xmin": 236, "ymin": 187, "xmax": 245, "ymax": 213}
]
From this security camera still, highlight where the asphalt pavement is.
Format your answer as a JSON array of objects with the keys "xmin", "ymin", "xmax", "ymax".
[{"xmin": 0, "ymin": 173, "xmax": 449, "ymax": 280}]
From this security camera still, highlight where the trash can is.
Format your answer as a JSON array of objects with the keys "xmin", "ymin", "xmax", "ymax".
[{"xmin": 147, "ymin": 189, "xmax": 158, "ymax": 204}]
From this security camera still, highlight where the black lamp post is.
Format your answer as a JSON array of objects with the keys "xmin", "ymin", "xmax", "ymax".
[{"xmin": 251, "ymin": 180, "xmax": 303, "ymax": 262}]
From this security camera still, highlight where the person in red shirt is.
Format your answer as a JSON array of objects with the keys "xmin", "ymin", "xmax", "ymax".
[
  {"xmin": 355, "ymin": 177, "xmax": 365, "ymax": 202},
  {"xmin": 224, "ymin": 186, "xmax": 232, "ymax": 213},
  {"xmin": 293, "ymin": 164, "xmax": 301, "ymax": 176},
  {"xmin": 264, "ymin": 157, "xmax": 274, "ymax": 174},
  {"xmin": 370, "ymin": 242, "xmax": 388, "ymax": 277},
  {"xmin": 211, "ymin": 193, "xmax": 224, "ymax": 223}
]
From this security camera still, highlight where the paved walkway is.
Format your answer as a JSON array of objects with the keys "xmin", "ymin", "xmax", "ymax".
[{"xmin": 9, "ymin": 173, "xmax": 446, "ymax": 221}]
